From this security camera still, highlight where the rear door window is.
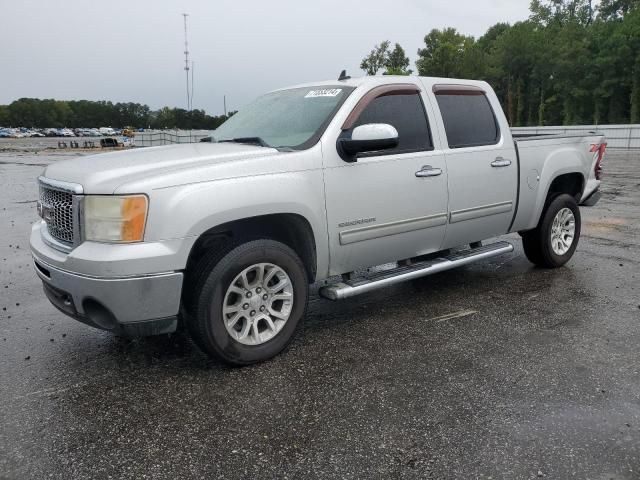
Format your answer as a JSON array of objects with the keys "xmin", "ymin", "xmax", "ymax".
[
  {"xmin": 435, "ymin": 90, "xmax": 500, "ymax": 148},
  {"xmin": 353, "ymin": 93, "xmax": 433, "ymax": 154}
]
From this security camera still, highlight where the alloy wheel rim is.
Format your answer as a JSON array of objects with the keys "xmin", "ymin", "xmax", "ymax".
[
  {"xmin": 222, "ymin": 263, "xmax": 294, "ymax": 346},
  {"xmin": 550, "ymin": 207, "xmax": 575, "ymax": 256}
]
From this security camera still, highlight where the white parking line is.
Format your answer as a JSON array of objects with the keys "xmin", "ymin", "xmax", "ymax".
[{"xmin": 428, "ymin": 309, "xmax": 478, "ymax": 323}]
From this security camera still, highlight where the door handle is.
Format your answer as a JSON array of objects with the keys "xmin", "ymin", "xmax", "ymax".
[
  {"xmin": 491, "ymin": 157, "xmax": 512, "ymax": 167},
  {"xmin": 415, "ymin": 165, "xmax": 442, "ymax": 177}
]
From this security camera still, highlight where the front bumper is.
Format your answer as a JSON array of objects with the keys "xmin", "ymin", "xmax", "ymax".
[
  {"xmin": 30, "ymin": 221, "xmax": 185, "ymax": 336},
  {"xmin": 33, "ymin": 256, "xmax": 183, "ymax": 336}
]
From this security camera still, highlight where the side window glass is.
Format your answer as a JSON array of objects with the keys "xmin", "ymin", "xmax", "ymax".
[
  {"xmin": 353, "ymin": 93, "xmax": 433, "ymax": 153},
  {"xmin": 435, "ymin": 91, "xmax": 500, "ymax": 148}
]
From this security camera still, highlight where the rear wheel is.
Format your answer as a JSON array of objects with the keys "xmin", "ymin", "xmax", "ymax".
[
  {"xmin": 186, "ymin": 239, "xmax": 308, "ymax": 365},
  {"xmin": 522, "ymin": 193, "xmax": 581, "ymax": 268}
]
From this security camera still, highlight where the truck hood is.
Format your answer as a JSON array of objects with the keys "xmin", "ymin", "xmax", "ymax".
[{"xmin": 42, "ymin": 143, "xmax": 285, "ymax": 194}]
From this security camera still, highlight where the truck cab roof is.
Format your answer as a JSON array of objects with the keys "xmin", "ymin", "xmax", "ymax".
[{"xmin": 275, "ymin": 75, "xmax": 492, "ymax": 93}]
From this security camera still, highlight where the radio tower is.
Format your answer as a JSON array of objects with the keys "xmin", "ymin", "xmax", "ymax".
[{"xmin": 182, "ymin": 13, "xmax": 191, "ymax": 111}]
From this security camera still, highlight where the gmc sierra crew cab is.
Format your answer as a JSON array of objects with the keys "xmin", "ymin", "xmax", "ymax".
[{"xmin": 30, "ymin": 75, "xmax": 606, "ymax": 365}]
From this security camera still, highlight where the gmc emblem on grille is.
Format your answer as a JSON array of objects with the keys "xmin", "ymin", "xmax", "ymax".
[{"xmin": 37, "ymin": 201, "xmax": 53, "ymax": 222}]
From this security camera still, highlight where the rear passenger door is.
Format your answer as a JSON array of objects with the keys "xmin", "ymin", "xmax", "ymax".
[{"xmin": 431, "ymin": 84, "xmax": 518, "ymax": 248}]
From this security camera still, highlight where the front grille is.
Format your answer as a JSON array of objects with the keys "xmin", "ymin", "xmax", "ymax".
[{"xmin": 39, "ymin": 184, "xmax": 74, "ymax": 244}]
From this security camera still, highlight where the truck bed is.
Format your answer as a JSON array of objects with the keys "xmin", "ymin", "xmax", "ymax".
[
  {"xmin": 509, "ymin": 131, "xmax": 605, "ymax": 233},
  {"xmin": 511, "ymin": 131, "xmax": 602, "ymax": 141}
]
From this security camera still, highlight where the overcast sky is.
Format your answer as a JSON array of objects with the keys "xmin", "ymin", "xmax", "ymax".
[{"xmin": 1, "ymin": 0, "xmax": 532, "ymax": 115}]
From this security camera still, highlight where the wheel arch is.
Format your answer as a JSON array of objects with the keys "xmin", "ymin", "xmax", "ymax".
[
  {"xmin": 184, "ymin": 213, "xmax": 318, "ymax": 284},
  {"xmin": 546, "ymin": 172, "xmax": 585, "ymax": 203}
]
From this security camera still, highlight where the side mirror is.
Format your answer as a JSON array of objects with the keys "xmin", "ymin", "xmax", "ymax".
[{"xmin": 338, "ymin": 123, "xmax": 399, "ymax": 160}]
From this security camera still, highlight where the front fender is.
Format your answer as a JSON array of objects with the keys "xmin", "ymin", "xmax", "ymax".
[{"xmin": 145, "ymin": 170, "xmax": 330, "ymax": 278}]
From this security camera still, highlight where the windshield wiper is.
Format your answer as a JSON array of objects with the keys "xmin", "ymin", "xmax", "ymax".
[{"xmin": 219, "ymin": 137, "xmax": 270, "ymax": 148}]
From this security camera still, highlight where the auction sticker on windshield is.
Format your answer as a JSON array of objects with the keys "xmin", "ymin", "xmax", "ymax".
[{"xmin": 305, "ymin": 89, "xmax": 342, "ymax": 98}]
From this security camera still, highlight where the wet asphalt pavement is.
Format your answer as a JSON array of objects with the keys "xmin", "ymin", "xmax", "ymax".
[{"xmin": 0, "ymin": 149, "xmax": 639, "ymax": 480}]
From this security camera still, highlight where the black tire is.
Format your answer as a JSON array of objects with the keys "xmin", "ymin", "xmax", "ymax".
[
  {"xmin": 186, "ymin": 239, "xmax": 308, "ymax": 365},
  {"xmin": 521, "ymin": 193, "xmax": 581, "ymax": 268}
]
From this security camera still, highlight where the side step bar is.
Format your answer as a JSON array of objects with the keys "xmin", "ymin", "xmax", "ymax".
[{"xmin": 319, "ymin": 241, "xmax": 514, "ymax": 301}]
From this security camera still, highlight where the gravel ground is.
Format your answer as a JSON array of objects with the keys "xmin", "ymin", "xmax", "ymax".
[{"xmin": 0, "ymin": 148, "xmax": 639, "ymax": 479}]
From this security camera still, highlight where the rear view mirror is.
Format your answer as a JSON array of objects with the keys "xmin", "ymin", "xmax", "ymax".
[{"xmin": 338, "ymin": 123, "xmax": 399, "ymax": 160}]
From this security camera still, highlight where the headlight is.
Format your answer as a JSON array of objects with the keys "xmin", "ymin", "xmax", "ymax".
[{"xmin": 84, "ymin": 195, "xmax": 148, "ymax": 243}]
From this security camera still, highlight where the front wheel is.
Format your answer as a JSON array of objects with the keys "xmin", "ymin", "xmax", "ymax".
[
  {"xmin": 186, "ymin": 239, "xmax": 308, "ymax": 365},
  {"xmin": 522, "ymin": 193, "xmax": 581, "ymax": 268}
]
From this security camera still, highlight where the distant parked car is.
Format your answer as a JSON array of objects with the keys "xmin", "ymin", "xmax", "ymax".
[
  {"xmin": 78, "ymin": 128, "xmax": 96, "ymax": 137},
  {"xmin": 9, "ymin": 129, "xmax": 25, "ymax": 138},
  {"xmin": 99, "ymin": 127, "xmax": 116, "ymax": 136},
  {"xmin": 58, "ymin": 128, "xmax": 75, "ymax": 137},
  {"xmin": 100, "ymin": 137, "xmax": 120, "ymax": 147}
]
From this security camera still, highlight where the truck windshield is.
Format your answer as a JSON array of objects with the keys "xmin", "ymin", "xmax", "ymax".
[{"xmin": 213, "ymin": 86, "xmax": 354, "ymax": 150}]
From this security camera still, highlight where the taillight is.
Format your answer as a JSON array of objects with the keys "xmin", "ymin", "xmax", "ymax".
[{"xmin": 590, "ymin": 143, "xmax": 606, "ymax": 180}]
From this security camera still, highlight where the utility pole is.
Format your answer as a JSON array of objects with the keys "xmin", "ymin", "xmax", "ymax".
[
  {"xmin": 191, "ymin": 60, "xmax": 195, "ymax": 111},
  {"xmin": 182, "ymin": 13, "xmax": 191, "ymax": 112},
  {"xmin": 224, "ymin": 95, "xmax": 227, "ymax": 117}
]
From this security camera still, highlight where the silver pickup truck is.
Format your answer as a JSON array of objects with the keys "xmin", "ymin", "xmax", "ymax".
[{"xmin": 30, "ymin": 75, "xmax": 605, "ymax": 364}]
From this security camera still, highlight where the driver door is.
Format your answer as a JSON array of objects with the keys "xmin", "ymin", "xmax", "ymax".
[{"xmin": 321, "ymin": 84, "xmax": 449, "ymax": 275}]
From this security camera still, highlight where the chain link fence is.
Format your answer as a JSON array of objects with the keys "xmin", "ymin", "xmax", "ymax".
[{"xmin": 132, "ymin": 130, "xmax": 210, "ymax": 147}]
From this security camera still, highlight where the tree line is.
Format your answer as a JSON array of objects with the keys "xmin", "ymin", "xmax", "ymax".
[
  {"xmin": 0, "ymin": 98, "xmax": 234, "ymax": 130},
  {"xmin": 361, "ymin": 0, "xmax": 640, "ymax": 126}
]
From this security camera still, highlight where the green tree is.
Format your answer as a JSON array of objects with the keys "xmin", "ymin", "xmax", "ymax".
[
  {"xmin": 384, "ymin": 43, "xmax": 412, "ymax": 75},
  {"xmin": 530, "ymin": 0, "xmax": 595, "ymax": 25},
  {"xmin": 631, "ymin": 56, "xmax": 640, "ymax": 122},
  {"xmin": 489, "ymin": 22, "xmax": 544, "ymax": 125},
  {"xmin": 589, "ymin": 16, "xmax": 631, "ymax": 123},
  {"xmin": 598, "ymin": 0, "xmax": 640, "ymax": 18},
  {"xmin": 0, "ymin": 98, "xmax": 231, "ymax": 129},
  {"xmin": 360, "ymin": 41, "xmax": 391, "ymax": 75},
  {"xmin": 0, "ymin": 105, "xmax": 9, "ymax": 126},
  {"xmin": 621, "ymin": 9, "xmax": 640, "ymax": 121},
  {"xmin": 416, "ymin": 28, "xmax": 475, "ymax": 78}
]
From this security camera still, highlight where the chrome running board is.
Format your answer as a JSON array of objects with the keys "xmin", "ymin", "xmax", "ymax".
[{"xmin": 319, "ymin": 241, "xmax": 514, "ymax": 301}]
